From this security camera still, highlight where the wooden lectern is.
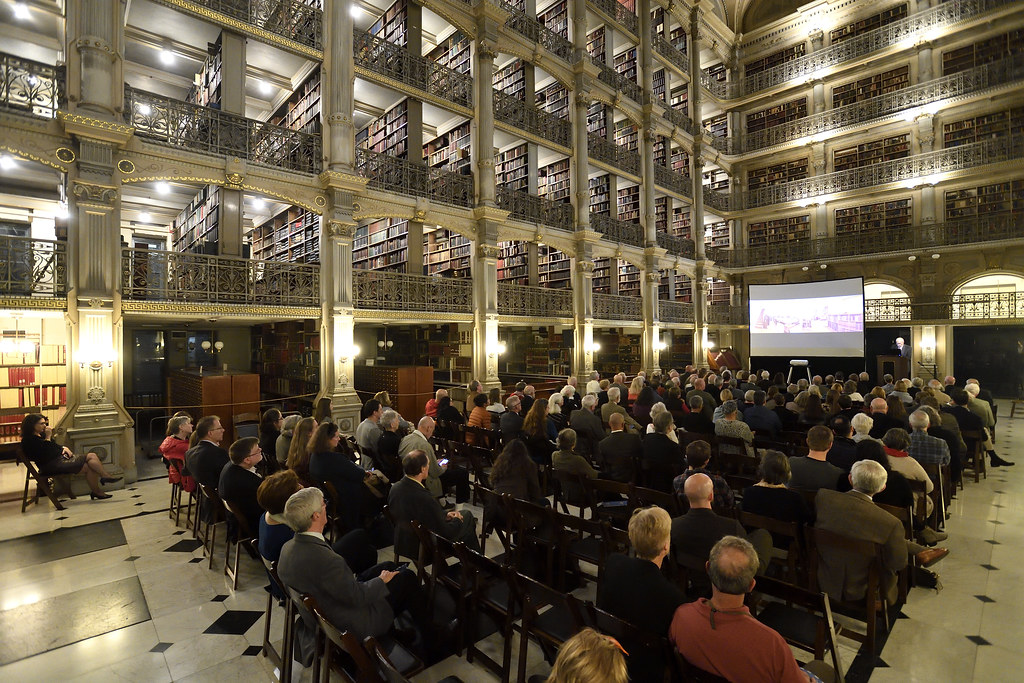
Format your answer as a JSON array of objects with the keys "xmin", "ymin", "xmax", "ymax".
[{"xmin": 877, "ymin": 355, "xmax": 910, "ymax": 382}]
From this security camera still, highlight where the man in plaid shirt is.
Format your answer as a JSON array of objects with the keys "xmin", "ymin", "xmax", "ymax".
[{"xmin": 907, "ymin": 410, "xmax": 950, "ymax": 466}]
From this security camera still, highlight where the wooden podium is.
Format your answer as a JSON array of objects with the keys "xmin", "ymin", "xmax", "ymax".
[{"xmin": 877, "ymin": 355, "xmax": 910, "ymax": 382}]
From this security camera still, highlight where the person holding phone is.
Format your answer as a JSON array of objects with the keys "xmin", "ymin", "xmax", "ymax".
[{"xmin": 20, "ymin": 413, "xmax": 121, "ymax": 500}]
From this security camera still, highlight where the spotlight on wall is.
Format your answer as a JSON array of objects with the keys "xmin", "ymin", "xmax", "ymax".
[
  {"xmin": 258, "ymin": 81, "xmax": 273, "ymax": 95},
  {"xmin": 908, "ymin": 255, "xmax": 917, "ymax": 261},
  {"xmin": 583, "ymin": 341, "xmax": 601, "ymax": 353},
  {"xmin": 931, "ymin": 253, "xmax": 940, "ymax": 260},
  {"xmin": 819, "ymin": 264, "xmax": 827, "ymax": 269}
]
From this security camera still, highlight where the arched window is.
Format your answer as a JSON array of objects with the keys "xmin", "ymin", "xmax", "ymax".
[
  {"xmin": 864, "ymin": 282, "xmax": 911, "ymax": 322},
  {"xmin": 952, "ymin": 274, "xmax": 1024, "ymax": 320}
]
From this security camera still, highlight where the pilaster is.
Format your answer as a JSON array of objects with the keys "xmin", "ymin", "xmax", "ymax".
[
  {"xmin": 472, "ymin": 215, "xmax": 502, "ymax": 391},
  {"xmin": 571, "ymin": 239, "xmax": 597, "ymax": 380}
]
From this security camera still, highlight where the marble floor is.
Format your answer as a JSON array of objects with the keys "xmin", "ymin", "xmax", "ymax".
[{"xmin": 0, "ymin": 401, "xmax": 1021, "ymax": 682}]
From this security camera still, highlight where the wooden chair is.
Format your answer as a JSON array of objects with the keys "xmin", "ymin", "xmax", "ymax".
[
  {"xmin": 631, "ymin": 484, "xmax": 683, "ymax": 517},
  {"xmin": 290, "ymin": 591, "xmax": 324, "ymax": 683},
  {"xmin": 876, "ymin": 502, "xmax": 914, "ymax": 599},
  {"xmin": 507, "ymin": 496, "xmax": 559, "ymax": 587},
  {"xmin": 671, "ymin": 647, "xmax": 732, "ymax": 682},
  {"xmin": 551, "ymin": 469, "xmax": 590, "ymax": 518},
  {"xmin": 639, "ymin": 458, "xmax": 684, "ymax": 492},
  {"xmin": 739, "ymin": 511, "xmax": 803, "ymax": 584},
  {"xmin": 960, "ymin": 429, "xmax": 987, "ymax": 483},
  {"xmin": 17, "ymin": 447, "xmax": 72, "ymax": 512},
  {"xmin": 511, "ymin": 571, "xmax": 587, "ymax": 682},
  {"xmin": 920, "ymin": 463, "xmax": 948, "ymax": 529},
  {"xmin": 258, "ymin": 548, "xmax": 296, "ymax": 683},
  {"xmin": 196, "ymin": 483, "xmax": 227, "ymax": 569},
  {"xmin": 221, "ymin": 497, "xmax": 256, "ymax": 590},
  {"xmin": 233, "ymin": 412, "xmax": 260, "ymax": 439},
  {"xmin": 752, "ymin": 575, "xmax": 844, "ymax": 682},
  {"xmin": 554, "ymin": 510, "xmax": 610, "ymax": 592},
  {"xmin": 582, "ymin": 478, "xmax": 634, "ymax": 527},
  {"xmin": 804, "ymin": 526, "xmax": 890, "ymax": 658},
  {"xmin": 453, "ymin": 545, "xmax": 519, "ymax": 682}
]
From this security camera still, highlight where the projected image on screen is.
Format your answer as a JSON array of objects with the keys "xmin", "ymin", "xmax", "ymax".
[{"xmin": 749, "ymin": 278, "xmax": 865, "ymax": 357}]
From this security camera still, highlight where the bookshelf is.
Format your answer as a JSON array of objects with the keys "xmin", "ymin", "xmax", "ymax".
[
  {"xmin": 653, "ymin": 136, "xmax": 668, "ymax": 167},
  {"xmin": 427, "ymin": 32, "xmax": 471, "ymax": 74},
  {"xmin": 613, "ymin": 48, "xmax": 638, "ymax": 85},
  {"xmin": 504, "ymin": 328, "xmax": 570, "ymax": 376},
  {"xmin": 944, "ymin": 180, "xmax": 1024, "ymax": 220},
  {"xmin": 655, "ymin": 196, "xmax": 668, "ymax": 233},
  {"xmin": 659, "ymin": 271, "xmax": 692, "ymax": 301},
  {"xmin": 186, "ymin": 36, "xmax": 222, "ymax": 108},
  {"xmin": 269, "ymin": 69, "xmax": 321, "ymax": 134},
  {"xmin": 593, "ymin": 330, "xmax": 640, "ymax": 375},
  {"xmin": 703, "ymin": 113, "xmax": 727, "ymax": 138},
  {"xmin": 747, "ymin": 215, "xmax": 810, "ymax": 246},
  {"xmin": 705, "ymin": 221, "xmax": 730, "ymax": 247},
  {"xmin": 494, "ymin": 59, "xmax": 526, "ymax": 99},
  {"xmin": 835, "ymin": 199, "xmax": 912, "ymax": 234},
  {"xmin": 747, "ymin": 158, "xmax": 808, "ymax": 191},
  {"xmin": 172, "ymin": 185, "xmax": 220, "ymax": 254},
  {"xmin": 941, "ymin": 30, "xmax": 1024, "ymax": 76},
  {"xmin": 587, "ymin": 27, "xmax": 606, "ymax": 61},
  {"xmin": 708, "ymin": 279, "xmax": 730, "ymax": 304},
  {"xmin": 593, "ymin": 258, "xmax": 612, "ymax": 294},
  {"xmin": 353, "ymin": 218, "xmax": 409, "ymax": 272},
  {"xmin": 652, "ymin": 7, "xmax": 667, "ymax": 36},
  {"xmin": 614, "ymin": 120, "xmax": 639, "ymax": 151},
  {"xmin": 251, "ymin": 206, "xmax": 321, "ymax": 263},
  {"xmin": 357, "ymin": 100, "xmax": 409, "ymax": 158},
  {"xmin": 617, "ymin": 184, "xmax": 641, "ymax": 223},
  {"xmin": 588, "ymin": 103, "xmax": 607, "ymax": 137},
  {"xmin": 703, "ymin": 169, "xmax": 730, "ymax": 192},
  {"xmin": 539, "ymin": 160, "xmax": 571, "ymax": 202},
  {"xmin": 423, "ymin": 121, "xmax": 472, "ymax": 174},
  {"xmin": 498, "ymin": 241, "xmax": 529, "ymax": 284},
  {"xmin": 590, "ymin": 175, "xmax": 611, "ymax": 215},
  {"xmin": 424, "ymin": 229, "xmax": 472, "ymax": 277},
  {"xmin": 832, "ymin": 65, "xmax": 909, "ymax": 108},
  {"xmin": 653, "ymin": 69, "xmax": 666, "ymax": 103},
  {"xmin": 833, "ymin": 134, "xmax": 909, "ymax": 171},
  {"xmin": 539, "ymin": 246, "xmax": 571, "ymax": 289},
  {"xmin": 670, "ymin": 85, "xmax": 688, "ymax": 117},
  {"xmin": 496, "ymin": 144, "xmax": 530, "ymax": 192},
  {"xmin": 744, "ymin": 43, "xmax": 806, "ymax": 77},
  {"xmin": 413, "ymin": 325, "xmax": 474, "ymax": 385},
  {"xmin": 705, "ymin": 63, "xmax": 727, "ymax": 83},
  {"xmin": 671, "ymin": 146, "xmax": 689, "ymax": 175},
  {"xmin": 670, "ymin": 27, "xmax": 687, "ymax": 53},
  {"xmin": 538, "ymin": 0, "xmax": 569, "ymax": 38},
  {"xmin": 251, "ymin": 320, "xmax": 318, "ymax": 413},
  {"xmin": 0, "ymin": 337, "xmax": 67, "ymax": 443},
  {"xmin": 618, "ymin": 261, "xmax": 641, "ymax": 297},
  {"xmin": 745, "ymin": 98, "xmax": 807, "ymax": 134},
  {"xmin": 536, "ymin": 82, "xmax": 570, "ymax": 119},
  {"xmin": 942, "ymin": 107, "xmax": 1024, "ymax": 148},
  {"xmin": 369, "ymin": 0, "xmax": 408, "ymax": 46},
  {"xmin": 830, "ymin": 3, "xmax": 907, "ymax": 44},
  {"xmin": 672, "ymin": 206, "xmax": 690, "ymax": 237}
]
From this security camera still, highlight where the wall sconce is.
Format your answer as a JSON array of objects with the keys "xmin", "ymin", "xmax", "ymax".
[
  {"xmin": 654, "ymin": 339, "xmax": 667, "ymax": 352},
  {"xmin": 77, "ymin": 348, "xmax": 116, "ymax": 370},
  {"xmin": 377, "ymin": 340, "xmax": 394, "ymax": 349},
  {"xmin": 201, "ymin": 340, "xmax": 225, "ymax": 354},
  {"xmin": 488, "ymin": 341, "xmax": 507, "ymax": 357},
  {"xmin": 339, "ymin": 344, "xmax": 361, "ymax": 362},
  {"xmin": 583, "ymin": 341, "xmax": 601, "ymax": 353}
]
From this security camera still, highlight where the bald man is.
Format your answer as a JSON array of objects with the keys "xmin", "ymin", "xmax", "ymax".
[{"xmin": 867, "ymin": 396, "xmax": 908, "ymax": 439}]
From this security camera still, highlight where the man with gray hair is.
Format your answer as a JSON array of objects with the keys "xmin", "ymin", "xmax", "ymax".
[
  {"xmin": 714, "ymin": 400, "xmax": 754, "ymax": 457},
  {"xmin": 815, "ymin": 460, "xmax": 947, "ymax": 606},
  {"xmin": 686, "ymin": 378, "xmax": 717, "ymax": 422},
  {"xmin": 601, "ymin": 385, "xmax": 640, "ymax": 432},
  {"xmin": 907, "ymin": 410, "xmax": 950, "ymax": 467},
  {"xmin": 850, "ymin": 412, "xmax": 877, "ymax": 443},
  {"xmin": 569, "ymin": 393, "xmax": 606, "ymax": 459},
  {"xmin": 669, "ymin": 535, "xmax": 818, "ymax": 682}
]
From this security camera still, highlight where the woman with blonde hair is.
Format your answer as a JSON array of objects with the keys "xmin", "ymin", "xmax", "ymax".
[
  {"xmin": 547, "ymin": 628, "xmax": 628, "ymax": 683},
  {"xmin": 285, "ymin": 416, "xmax": 317, "ymax": 485},
  {"xmin": 628, "ymin": 375, "xmax": 645, "ymax": 402}
]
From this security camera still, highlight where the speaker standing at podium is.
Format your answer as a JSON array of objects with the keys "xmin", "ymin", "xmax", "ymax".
[{"xmin": 892, "ymin": 337, "xmax": 911, "ymax": 364}]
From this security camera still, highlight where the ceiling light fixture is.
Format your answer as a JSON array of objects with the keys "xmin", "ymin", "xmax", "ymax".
[
  {"xmin": 155, "ymin": 181, "xmax": 171, "ymax": 195},
  {"xmin": 139, "ymin": 211, "xmax": 152, "ymax": 223},
  {"xmin": 159, "ymin": 49, "xmax": 175, "ymax": 65},
  {"xmin": 12, "ymin": 3, "xmax": 30, "ymax": 20},
  {"xmin": 0, "ymin": 155, "xmax": 15, "ymax": 170},
  {"xmin": 908, "ymin": 255, "xmax": 917, "ymax": 261},
  {"xmin": 252, "ymin": 197, "xmax": 266, "ymax": 210},
  {"xmin": 258, "ymin": 81, "xmax": 272, "ymax": 95},
  {"xmin": 350, "ymin": 4, "xmax": 362, "ymax": 17}
]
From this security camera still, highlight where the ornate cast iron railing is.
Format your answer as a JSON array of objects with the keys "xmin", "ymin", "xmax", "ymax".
[
  {"xmin": 593, "ymin": 292, "xmax": 642, "ymax": 321},
  {"xmin": 498, "ymin": 282, "xmax": 573, "ymax": 317},
  {"xmin": 592, "ymin": 214, "xmax": 644, "ymax": 248},
  {"xmin": 714, "ymin": 53, "xmax": 1024, "ymax": 153},
  {"xmin": 502, "ymin": 5, "xmax": 574, "ymax": 63},
  {"xmin": 353, "ymin": 270, "xmax": 473, "ymax": 313},
  {"xmin": 706, "ymin": 304, "xmax": 746, "ymax": 325},
  {"xmin": 588, "ymin": 132, "xmax": 642, "ymax": 176},
  {"xmin": 865, "ymin": 294, "xmax": 1023, "ymax": 322},
  {"xmin": 656, "ymin": 232, "xmax": 695, "ymax": 259},
  {"xmin": 0, "ymin": 235, "xmax": 67, "ymax": 298},
  {"xmin": 709, "ymin": 214, "xmax": 1024, "ymax": 268},
  {"xmin": 0, "ymin": 53, "xmax": 64, "ymax": 119},
  {"xmin": 494, "ymin": 90, "xmax": 572, "ymax": 148},
  {"xmin": 653, "ymin": 35, "xmax": 688, "ymax": 73},
  {"xmin": 355, "ymin": 148, "xmax": 474, "ymax": 208},
  {"xmin": 703, "ymin": 187, "xmax": 732, "ymax": 212},
  {"xmin": 124, "ymin": 86, "xmax": 322, "ymax": 174},
  {"xmin": 588, "ymin": 0, "xmax": 638, "ymax": 35},
  {"xmin": 496, "ymin": 188, "xmax": 574, "ymax": 229},
  {"xmin": 654, "ymin": 164, "xmax": 690, "ymax": 197},
  {"xmin": 199, "ymin": 0, "xmax": 322, "ymax": 50},
  {"xmin": 592, "ymin": 58, "xmax": 644, "ymax": 104},
  {"xmin": 706, "ymin": 0, "xmax": 1013, "ymax": 99},
  {"xmin": 745, "ymin": 133, "xmax": 1024, "ymax": 208},
  {"xmin": 121, "ymin": 248, "xmax": 319, "ymax": 306},
  {"xmin": 661, "ymin": 105, "xmax": 698, "ymax": 138},
  {"xmin": 659, "ymin": 299, "xmax": 694, "ymax": 323},
  {"xmin": 354, "ymin": 31, "xmax": 473, "ymax": 109}
]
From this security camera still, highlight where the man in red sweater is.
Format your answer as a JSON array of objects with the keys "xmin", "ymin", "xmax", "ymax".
[{"xmin": 670, "ymin": 536, "xmax": 817, "ymax": 683}]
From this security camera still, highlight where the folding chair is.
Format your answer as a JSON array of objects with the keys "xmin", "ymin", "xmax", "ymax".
[
  {"xmin": 580, "ymin": 602, "xmax": 675, "ymax": 683},
  {"xmin": 259, "ymin": 548, "xmax": 296, "ymax": 683},
  {"xmin": 550, "ymin": 469, "xmax": 590, "ymax": 518},
  {"xmin": 233, "ymin": 412, "xmax": 260, "ymax": 439},
  {"xmin": 507, "ymin": 496, "xmax": 559, "ymax": 587},
  {"xmin": 631, "ymin": 484, "xmax": 683, "ymax": 517},
  {"xmin": 582, "ymin": 478, "xmax": 634, "ymax": 527},
  {"xmin": 453, "ymin": 545, "xmax": 519, "ymax": 681},
  {"xmin": 17, "ymin": 447, "xmax": 72, "ymax": 512},
  {"xmin": 959, "ymin": 429, "xmax": 986, "ymax": 483},
  {"xmin": 554, "ymin": 510, "xmax": 610, "ymax": 592},
  {"xmin": 473, "ymin": 484, "xmax": 512, "ymax": 557},
  {"xmin": 511, "ymin": 571, "xmax": 587, "ymax": 682},
  {"xmin": 196, "ymin": 483, "xmax": 226, "ymax": 569}
]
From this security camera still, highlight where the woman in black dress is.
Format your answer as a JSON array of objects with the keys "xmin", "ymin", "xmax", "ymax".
[
  {"xmin": 258, "ymin": 408, "xmax": 283, "ymax": 476},
  {"xmin": 20, "ymin": 413, "xmax": 121, "ymax": 499}
]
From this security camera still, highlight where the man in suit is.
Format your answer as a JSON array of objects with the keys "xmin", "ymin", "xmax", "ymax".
[
  {"xmin": 685, "ymin": 378, "xmax": 717, "ymax": 422},
  {"xmin": 185, "ymin": 415, "xmax": 228, "ymax": 492},
  {"xmin": 520, "ymin": 385, "xmax": 536, "ymax": 415},
  {"xmin": 927, "ymin": 379, "xmax": 953, "ymax": 406},
  {"xmin": 569, "ymin": 394, "xmax": 605, "ymax": 459},
  {"xmin": 963, "ymin": 384, "xmax": 1013, "ymax": 466},
  {"xmin": 826, "ymin": 415, "xmax": 859, "ymax": 472},
  {"xmin": 643, "ymin": 411, "xmax": 683, "ymax": 490},
  {"xmin": 387, "ymin": 451, "xmax": 480, "ymax": 560},
  {"xmin": 499, "ymin": 395, "xmax": 524, "ymax": 443},
  {"xmin": 398, "ymin": 416, "xmax": 470, "ymax": 503},
  {"xmin": 277, "ymin": 486, "xmax": 432, "ymax": 662},
  {"xmin": 679, "ymin": 395, "xmax": 715, "ymax": 434},
  {"xmin": 218, "ymin": 437, "xmax": 264, "ymax": 538},
  {"xmin": 597, "ymin": 412, "xmax": 642, "ymax": 482},
  {"xmin": 892, "ymin": 336, "xmax": 911, "ymax": 364},
  {"xmin": 600, "ymin": 386, "xmax": 641, "ymax": 432},
  {"xmin": 815, "ymin": 460, "xmax": 947, "ymax": 606},
  {"xmin": 867, "ymin": 397, "xmax": 907, "ymax": 439},
  {"xmin": 599, "ymin": 506, "xmax": 685, "ymax": 682}
]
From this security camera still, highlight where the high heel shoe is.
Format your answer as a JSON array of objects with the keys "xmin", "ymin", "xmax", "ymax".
[
  {"xmin": 100, "ymin": 476, "xmax": 123, "ymax": 485},
  {"xmin": 90, "ymin": 492, "xmax": 112, "ymax": 500}
]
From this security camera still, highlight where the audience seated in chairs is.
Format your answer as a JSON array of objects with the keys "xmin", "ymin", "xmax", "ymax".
[
  {"xmin": 868, "ymin": 397, "xmax": 907, "ymax": 439},
  {"xmin": 597, "ymin": 413, "xmax": 642, "ymax": 483},
  {"xmin": 568, "ymin": 394, "xmax": 606, "ymax": 460},
  {"xmin": 678, "ymin": 395, "xmax": 715, "ymax": 434},
  {"xmin": 218, "ymin": 436, "xmax": 265, "ymax": 539},
  {"xmin": 546, "ymin": 628, "xmax": 628, "ymax": 683},
  {"xmin": 309, "ymin": 422, "xmax": 372, "ymax": 533},
  {"xmin": 826, "ymin": 414, "xmax": 860, "ymax": 472},
  {"xmin": 600, "ymin": 386, "xmax": 641, "ymax": 432},
  {"xmin": 398, "ymin": 416, "xmax": 470, "ymax": 504},
  {"xmin": 387, "ymin": 450, "xmax": 481, "ymax": 559},
  {"xmin": 741, "ymin": 450, "xmax": 813, "ymax": 527},
  {"xmin": 598, "ymin": 506, "xmax": 685, "ymax": 682},
  {"xmin": 744, "ymin": 390, "xmax": 782, "ymax": 438},
  {"xmin": 20, "ymin": 413, "xmax": 122, "ymax": 501},
  {"xmin": 285, "ymin": 416, "xmax": 318, "ymax": 487},
  {"xmin": 275, "ymin": 414, "xmax": 301, "ymax": 467},
  {"xmin": 714, "ymin": 400, "xmax": 755, "ymax": 458},
  {"xmin": 375, "ymin": 409, "xmax": 405, "ymax": 483},
  {"xmin": 466, "ymin": 393, "xmax": 492, "ymax": 444},
  {"xmin": 547, "ymin": 393, "xmax": 568, "ymax": 433},
  {"xmin": 436, "ymin": 395, "xmax": 464, "ymax": 427},
  {"xmin": 185, "ymin": 415, "xmax": 229, "ymax": 493},
  {"xmin": 670, "ymin": 536, "xmax": 821, "ymax": 682},
  {"xmin": 672, "ymin": 439, "xmax": 735, "ymax": 515},
  {"xmin": 551, "ymin": 428, "xmax": 598, "ymax": 480},
  {"xmin": 257, "ymin": 409, "xmax": 283, "ymax": 476},
  {"xmin": 787, "ymin": 425, "xmax": 844, "ymax": 492},
  {"xmin": 500, "ymin": 395, "xmax": 525, "ymax": 444},
  {"xmin": 277, "ymin": 486, "xmax": 435, "ymax": 662},
  {"xmin": 355, "ymin": 399, "xmax": 384, "ymax": 468},
  {"xmin": 487, "ymin": 439, "xmax": 546, "ymax": 527},
  {"xmin": 522, "ymin": 397, "xmax": 557, "ymax": 465},
  {"xmin": 160, "ymin": 414, "xmax": 195, "ymax": 495},
  {"xmin": 424, "ymin": 388, "xmax": 447, "ymax": 419}
]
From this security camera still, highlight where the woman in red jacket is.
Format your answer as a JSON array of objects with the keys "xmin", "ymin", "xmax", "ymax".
[{"xmin": 160, "ymin": 414, "xmax": 196, "ymax": 493}]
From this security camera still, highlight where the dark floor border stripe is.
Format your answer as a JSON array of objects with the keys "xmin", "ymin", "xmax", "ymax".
[{"xmin": 0, "ymin": 518, "xmax": 128, "ymax": 573}]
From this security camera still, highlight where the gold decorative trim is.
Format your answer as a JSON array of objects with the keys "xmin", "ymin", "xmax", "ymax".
[
  {"xmin": 0, "ymin": 296, "xmax": 67, "ymax": 310},
  {"xmin": 121, "ymin": 301, "xmax": 320, "ymax": 317},
  {"xmin": 56, "ymin": 147, "xmax": 76, "ymax": 163},
  {"xmin": 152, "ymin": 0, "xmax": 323, "ymax": 60},
  {"xmin": 352, "ymin": 309, "xmax": 474, "ymax": 323},
  {"xmin": 117, "ymin": 158, "xmax": 135, "ymax": 174},
  {"xmin": 0, "ymin": 141, "xmax": 68, "ymax": 172},
  {"xmin": 319, "ymin": 169, "xmax": 370, "ymax": 191},
  {"xmin": 59, "ymin": 111, "xmax": 134, "ymax": 145}
]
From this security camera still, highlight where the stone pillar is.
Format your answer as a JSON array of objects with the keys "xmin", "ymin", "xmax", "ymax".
[
  {"xmin": 218, "ymin": 31, "xmax": 247, "ymax": 257},
  {"xmin": 61, "ymin": 0, "xmax": 135, "ymax": 484},
  {"xmin": 474, "ymin": 22, "xmax": 500, "ymax": 207},
  {"xmin": 407, "ymin": 216, "xmax": 425, "ymax": 275},
  {"xmin": 809, "ymin": 28, "xmax": 824, "ymax": 52},
  {"xmin": 472, "ymin": 222, "xmax": 502, "ymax": 391},
  {"xmin": 641, "ymin": 265, "xmax": 661, "ymax": 372},
  {"xmin": 691, "ymin": 146, "xmax": 706, "ymax": 260},
  {"xmin": 527, "ymin": 242, "xmax": 540, "ymax": 286},
  {"xmin": 573, "ymin": 90, "xmax": 592, "ymax": 231},
  {"xmin": 571, "ymin": 241, "xmax": 597, "ymax": 380},
  {"xmin": 815, "ymin": 203, "xmax": 829, "ymax": 239},
  {"xmin": 325, "ymin": 0, "xmax": 356, "ymax": 171},
  {"xmin": 917, "ymin": 42, "xmax": 934, "ymax": 83},
  {"xmin": 811, "ymin": 79, "xmax": 825, "ymax": 115}
]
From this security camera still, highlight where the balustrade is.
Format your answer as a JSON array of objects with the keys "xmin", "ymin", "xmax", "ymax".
[
  {"xmin": 125, "ymin": 86, "xmax": 321, "ymax": 174},
  {"xmin": 354, "ymin": 31, "xmax": 473, "ymax": 109},
  {"xmin": 865, "ymin": 293, "xmax": 1022, "ymax": 322},
  {"xmin": 502, "ymin": 5, "xmax": 574, "ymax": 63},
  {"xmin": 203, "ymin": 0, "xmax": 322, "ymax": 50},
  {"xmin": 496, "ymin": 188, "xmax": 574, "ymax": 228},
  {"xmin": 120, "ymin": 248, "xmax": 319, "ymax": 306},
  {"xmin": 0, "ymin": 236, "xmax": 67, "ymax": 298},
  {"xmin": 591, "ymin": 214, "xmax": 644, "ymax": 248},
  {"xmin": 592, "ymin": 58, "xmax": 644, "ymax": 104},
  {"xmin": 587, "ymin": 132, "xmax": 642, "ymax": 176},
  {"xmin": 588, "ymin": 0, "xmax": 639, "ymax": 35},
  {"xmin": 661, "ymin": 106, "xmax": 698, "ymax": 138},
  {"xmin": 593, "ymin": 292, "xmax": 642, "ymax": 321},
  {"xmin": 498, "ymin": 282, "xmax": 573, "ymax": 317},
  {"xmin": 653, "ymin": 35, "xmax": 688, "ymax": 73},
  {"xmin": 703, "ymin": 187, "xmax": 732, "ymax": 212},
  {"xmin": 706, "ymin": 304, "xmax": 746, "ymax": 325},
  {"xmin": 655, "ymin": 232, "xmax": 695, "ymax": 259},
  {"xmin": 355, "ymin": 148, "xmax": 474, "ymax": 208},
  {"xmin": 659, "ymin": 299, "xmax": 694, "ymax": 323},
  {"xmin": 353, "ymin": 270, "xmax": 473, "ymax": 313},
  {"xmin": 0, "ymin": 53, "xmax": 64, "ymax": 119},
  {"xmin": 494, "ymin": 90, "xmax": 572, "ymax": 148},
  {"xmin": 654, "ymin": 164, "xmax": 690, "ymax": 197}
]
